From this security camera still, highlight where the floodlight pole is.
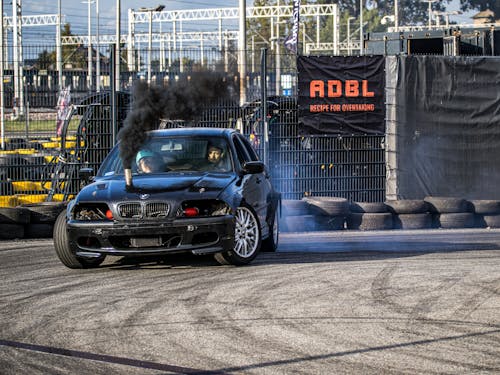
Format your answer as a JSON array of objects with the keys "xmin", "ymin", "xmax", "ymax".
[
  {"xmin": 238, "ymin": 0, "xmax": 247, "ymax": 105},
  {"xmin": 359, "ymin": 0, "xmax": 363, "ymax": 55}
]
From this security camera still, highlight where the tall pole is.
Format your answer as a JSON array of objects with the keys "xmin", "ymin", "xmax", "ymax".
[
  {"xmin": 275, "ymin": 0, "xmax": 280, "ymax": 96},
  {"xmin": 115, "ymin": 0, "xmax": 121, "ymax": 91},
  {"xmin": 394, "ymin": 0, "xmax": 399, "ymax": 31},
  {"xmin": 0, "ymin": 0, "xmax": 4, "ymax": 149},
  {"xmin": 347, "ymin": 18, "xmax": 351, "ymax": 55},
  {"xmin": 57, "ymin": 0, "xmax": 63, "ymax": 90},
  {"xmin": 96, "ymin": 0, "xmax": 100, "ymax": 91},
  {"xmin": 147, "ymin": 10, "xmax": 152, "ymax": 84},
  {"xmin": 423, "ymin": 0, "xmax": 436, "ymax": 29},
  {"xmin": 86, "ymin": 0, "xmax": 93, "ymax": 91},
  {"xmin": 359, "ymin": 0, "xmax": 363, "ymax": 55},
  {"xmin": 13, "ymin": 0, "xmax": 24, "ymax": 118},
  {"xmin": 238, "ymin": 0, "xmax": 247, "ymax": 105}
]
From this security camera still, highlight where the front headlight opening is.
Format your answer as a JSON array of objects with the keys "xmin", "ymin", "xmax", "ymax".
[
  {"xmin": 178, "ymin": 200, "xmax": 231, "ymax": 217},
  {"xmin": 74, "ymin": 203, "xmax": 113, "ymax": 220}
]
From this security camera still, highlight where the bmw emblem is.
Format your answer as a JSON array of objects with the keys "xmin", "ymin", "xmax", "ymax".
[{"xmin": 139, "ymin": 194, "xmax": 150, "ymax": 200}]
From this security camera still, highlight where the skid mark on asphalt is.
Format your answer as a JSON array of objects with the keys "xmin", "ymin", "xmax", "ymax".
[
  {"xmin": 0, "ymin": 339, "xmax": 224, "ymax": 374},
  {"xmin": 3, "ymin": 328, "xmax": 500, "ymax": 374}
]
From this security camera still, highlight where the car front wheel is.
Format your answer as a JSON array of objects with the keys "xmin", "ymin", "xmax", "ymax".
[
  {"xmin": 53, "ymin": 209, "xmax": 105, "ymax": 269},
  {"xmin": 214, "ymin": 205, "xmax": 261, "ymax": 265}
]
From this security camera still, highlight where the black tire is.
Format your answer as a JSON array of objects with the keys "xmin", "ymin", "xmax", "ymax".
[
  {"xmin": 282, "ymin": 199, "xmax": 311, "ymax": 216},
  {"xmin": 303, "ymin": 196, "xmax": 349, "ymax": 216},
  {"xmin": 482, "ymin": 214, "xmax": 500, "ymax": 228},
  {"xmin": 0, "ymin": 223, "xmax": 25, "ymax": 239},
  {"xmin": 261, "ymin": 208, "xmax": 279, "ymax": 252},
  {"xmin": 0, "ymin": 207, "xmax": 31, "ymax": 224},
  {"xmin": 349, "ymin": 201, "xmax": 388, "ymax": 213},
  {"xmin": 347, "ymin": 212, "xmax": 393, "ymax": 231},
  {"xmin": 53, "ymin": 209, "xmax": 105, "ymax": 269},
  {"xmin": 315, "ymin": 215, "xmax": 345, "ymax": 230},
  {"xmin": 385, "ymin": 200, "xmax": 428, "ymax": 214},
  {"xmin": 424, "ymin": 196, "xmax": 468, "ymax": 214},
  {"xmin": 22, "ymin": 202, "xmax": 67, "ymax": 224},
  {"xmin": 468, "ymin": 200, "xmax": 500, "ymax": 215},
  {"xmin": 25, "ymin": 223, "xmax": 55, "ymax": 238},
  {"xmin": 284, "ymin": 215, "xmax": 310, "ymax": 232},
  {"xmin": 214, "ymin": 205, "xmax": 262, "ymax": 266},
  {"xmin": 435, "ymin": 213, "xmax": 475, "ymax": 229},
  {"xmin": 393, "ymin": 213, "xmax": 432, "ymax": 229}
]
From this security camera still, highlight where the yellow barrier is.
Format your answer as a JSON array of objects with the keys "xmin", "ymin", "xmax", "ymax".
[
  {"xmin": 0, "ymin": 195, "xmax": 19, "ymax": 208},
  {"xmin": 16, "ymin": 194, "xmax": 48, "ymax": 204},
  {"xmin": 11, "ymin": 181, "xmax": 53, "ymax": 192}
]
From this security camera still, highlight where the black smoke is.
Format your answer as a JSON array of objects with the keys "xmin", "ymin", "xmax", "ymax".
[{"xmin": 118, "ymin": 72, "xmax": 235, "ymax": 169}]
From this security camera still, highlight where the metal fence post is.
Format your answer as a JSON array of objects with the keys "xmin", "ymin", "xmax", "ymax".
[
  {"xmin": 260, "ymin": 48, "xmax": 268, "ymax": 167},
  {"xmin": 110, "ymin": 43, "xmax": 117, "ymax": 146}
]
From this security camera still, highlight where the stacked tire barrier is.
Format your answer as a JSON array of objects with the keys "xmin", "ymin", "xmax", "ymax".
[
  {"xmin": 279, "ymin": 196, "xmax": 500, "ymax": 232},
  {"xmin": 0, "ymin": 202, "xmax": 66, "ymax": 240}
]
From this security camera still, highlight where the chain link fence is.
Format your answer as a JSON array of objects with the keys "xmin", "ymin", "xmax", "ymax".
[{"xmin": 0, "ymin": 44, "xmax": 386, "ymax": 207}]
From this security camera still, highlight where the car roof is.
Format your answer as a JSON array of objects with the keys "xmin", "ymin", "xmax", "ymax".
[{"xmin": 146, "ymin": 127, "xmax": 238, "ymax": 138}]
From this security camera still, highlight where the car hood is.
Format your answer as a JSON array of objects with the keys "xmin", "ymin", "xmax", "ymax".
[{"xmin": 76, "ymin": 173, "xmax": 237, "ymax": 202}]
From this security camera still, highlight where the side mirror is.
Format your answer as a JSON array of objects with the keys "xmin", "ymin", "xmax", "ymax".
[
  {"xmin": 79, "ymin": 167, "xmax": 95, "ymax": 185},
  {"xmin": 242, "ymin": 161, "xmax": 264, "ymax": 174}
]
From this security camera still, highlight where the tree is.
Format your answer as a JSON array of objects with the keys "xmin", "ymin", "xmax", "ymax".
[
  {"xmin": 35, "ymin": 23, "xmax": 89, "ymax": 70},
  {"xmin": 459, "ymin": 0, "xmax": 500, "ymax": 19}
]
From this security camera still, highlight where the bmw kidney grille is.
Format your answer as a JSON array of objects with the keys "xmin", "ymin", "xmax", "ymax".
[{"xmin": 118, "ymin": 202, "xmax": 169, "ymax": 219}]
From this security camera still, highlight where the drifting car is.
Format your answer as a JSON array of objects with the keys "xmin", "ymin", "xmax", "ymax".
[{"xmin": 53, "ymin": 128, "xmax": 280, "ymax": 268}]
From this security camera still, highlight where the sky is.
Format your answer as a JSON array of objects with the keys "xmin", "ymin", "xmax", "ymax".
[{"xmin": 4, "ymin": 0, "xmax": 478, "ymax": 42}]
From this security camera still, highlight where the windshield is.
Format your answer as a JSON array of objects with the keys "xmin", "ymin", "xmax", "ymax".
[{"xmin": 98, "ymin": 136, "xmax": 233, "ymax": 176}]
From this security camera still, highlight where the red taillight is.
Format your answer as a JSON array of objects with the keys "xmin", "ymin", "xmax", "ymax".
[
  {"xmin": 184, "ymin": 207, "xmax": 199, "ymax": 217},
  {"xmin": 105, "ymin": 210, "xmax": 114, "ymax": 220}
]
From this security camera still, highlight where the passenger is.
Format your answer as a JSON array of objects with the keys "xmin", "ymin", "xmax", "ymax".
[
  {"xmin": 205, "ymin": 144, "xmax": 227, "ymax": 171},
  {"xmin": 136, "ymin": 150, "xmax": 163, "ymax": 173}
]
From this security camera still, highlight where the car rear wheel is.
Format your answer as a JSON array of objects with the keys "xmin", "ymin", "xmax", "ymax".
[
  {"xmin": 214, "ymin": 205, "xmax": 261, "ymax": 265},
  {"xmin": 53, "ymin": 209, "xmax": 105, "ymax": 269},
  {"xmin": 261, "ymin": 208, "xmax": 279, "ymax": 252}
]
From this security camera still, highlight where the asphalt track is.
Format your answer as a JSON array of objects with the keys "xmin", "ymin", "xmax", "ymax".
[{"xmin": 1, "ymin": 229, "xmax": 500, "ymax": 374}]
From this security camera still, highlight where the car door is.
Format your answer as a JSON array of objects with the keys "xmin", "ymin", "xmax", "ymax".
[{"xmin": 232, "ymin": 134, "xmax": 272, "ymax": 234}]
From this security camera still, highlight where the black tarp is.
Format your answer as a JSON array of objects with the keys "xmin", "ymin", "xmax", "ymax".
[
  {"xmin": 393, "ymin": 56, "xmax": 500, "ymax": 200},
  {"xmin": 297, "ymin": 55, "xmax": 385, "ymax": 135}
]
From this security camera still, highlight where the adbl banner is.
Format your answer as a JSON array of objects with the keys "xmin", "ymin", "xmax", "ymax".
[{"xmin": 297, "ymin": 55, "xmax": 385, "ymax": 135}]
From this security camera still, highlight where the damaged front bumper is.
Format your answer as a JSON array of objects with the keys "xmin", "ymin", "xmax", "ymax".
[{"xmin": 67, "ymin": 215, "xmax": 235, "ymax": 257}]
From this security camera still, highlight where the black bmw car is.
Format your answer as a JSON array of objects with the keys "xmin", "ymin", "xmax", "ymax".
[{"xmin": 53, "ymin": 128, "xmax": 280, "ymax": 268}]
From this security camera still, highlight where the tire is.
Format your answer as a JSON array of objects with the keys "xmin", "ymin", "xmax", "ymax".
[
  {"xmin": 284, "ymin": 215, "xmax": 312, "ymax": 232},
  {"xmin": 25, "ymin": 223, "xmax": 55, "ymax": 238},
  {"xmin": 434, "ymin": 213, "xmax": 475, "ymax": 229},
  {"xmin": 393, "ymin": 213, "xmax": 432, "ymax": 229},
  {"xmin": 424, "ymin": 196, "xmax": 468, "ymax": 214},
  {"xmin": 468, "ymin": 200, "xmax": 500, "ymax": 215},
  {"xmin": 347, "ymin": 212, "xmax": 393, "ymax": 231},
  {"xmin": 282, "ymin": 199, "xmax": 311, "ymax": 216},
  {"xmin": 0, "ymin": 223, "xmax": 25, "ymax": 239},
  {"xmin": 315, "ymin": 215, "xmax": 345, "ymax": 230},
  {"xmin": 261, "ymin": 208, "xmax": 279, "ymax": 252},
  {"xmin": 303, "ymin": 196, "xmax": 350, "ymax": 216},
  {"xmin": 22, "ymin": 202, "xmax": 67, "ymax": 224},
  {"xmin": 214, "ymin": 205, "xmax": 261, "ymax": 266},
  {"xmin": 482, "ymin": 214, "xmax": 500, "ymax": 228},
  {"xmin": 385, "ymin": 200, "xmax": 428, "ymax": 214},
  {"xmin": 350, "ymin": 201, "xmax": 388, "ymax": 213},
  {"xmin": 53, "ymin": 209, "xmax": 105, "ymax": 269},
  {"xmin": 0, "ymin": 207, "xmax": 31, "ymax": 224}
]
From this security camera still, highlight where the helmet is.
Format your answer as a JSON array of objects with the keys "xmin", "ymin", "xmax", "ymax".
[{"xmin": 136, "ymin": 150, "xmax": 155, "ymax": 165}]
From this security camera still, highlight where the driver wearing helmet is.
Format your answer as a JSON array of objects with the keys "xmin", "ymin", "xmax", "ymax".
[{"xmin": 136, "ymin": 150, "xmax": 163, "ymax": 173}]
